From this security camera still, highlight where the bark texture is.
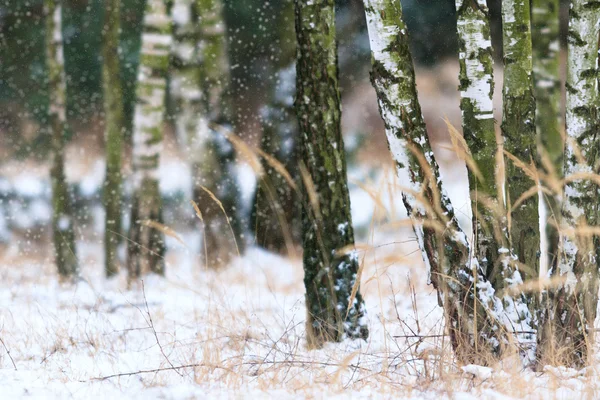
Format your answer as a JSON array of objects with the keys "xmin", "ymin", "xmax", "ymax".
[
  {"xmin": 45, "ymin": 0, "xmax": 78, "ymax": 278},
  {"xmin": 193, "ymin": 0, "xmax": 246, "ymax": 268},
  {"xmin": 531, "ymin": 0, "xmax": 562, "ymax": 336},
  {"xmin": 501, "ymin": 0, "xmax": 539, "ymax": 283},
  {"xmin": 537, "ymin": 0, "xmax": 600, "ymax": 367},
  {"xmin": 363, "ymin": 0, "xmax": 507, "ymax": 364},
  {"xmin": 294, "ymin": 0, "xmax": 368, "ymax": 345},
  {"xmin": 456, "ymin": 0, "xmax": 503, "ymax": 279},
  {"xmin": 102, "ymin": 0, "xmax": 125, "ymax": 277},
  {"xmin": 251, "ymin": 64, "xmax": 301, "ymax": 255},
  {"xmin": 170, "ymin": 0, "xmax": 202, "ymax": 151},
  {"xmin": 532, "ymin": 0, "xmax": 562, "ymax": 168},
  {"xmin": 127, "ymin": 0, "xmax": 171, "ymax": 280}
]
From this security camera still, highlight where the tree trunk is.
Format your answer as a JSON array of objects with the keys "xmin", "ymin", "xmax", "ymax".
[
  {"xmin": 532, "ymin": 0, "xmax": 562, "ymax": 168},
  {"xmin": 363, "ymin": 0, "xmax": 507, "ymax": 365},
  {"xmin": 501, "ymin": 0, "xmax": 539, "ymax": 283},
  {"xmin": 170, "ymin": 0, "xmax": 201, "ymax": 151},
  {"xmin": 102, "ymin": 0, "xmax": 125, "ymax": 277},
  {"xmin": 537, "ymin": 0, "xmax": 600, "ymax": 368},
  {"xmin": 192, "ymin": 0, "xmax": 246, "ymax": 268},
  {"xmin": 45, "ymin": 0, "xmax": 78, "ymax": 278},
  {"xmin": 127, "ymin": 0, "xmax": 171, "ymax": 280},
  {"xmin": 294, "ymin": 0, "xmax": 368, "ymax": 346},
  {"xmin": 531, "ymin": 0, "xmax": 562, "ymax": 340},
  {"xmin": 251, "ymin": 64, "xmax": 301, "ymax": 255},
  {"xmin": 456, "ymin": 0, "xmax": 503, "ymax": 278}
]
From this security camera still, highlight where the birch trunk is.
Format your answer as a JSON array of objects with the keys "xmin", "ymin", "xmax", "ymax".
[
  {"xmin": 531, "ymin": 0, "xmax": 562, "ymax": 342},
  {"xmin": 127, "ymin": 0, "xmax": 171, "ymax": 280},
  {"xmin": 532, "ymin": 0, "xmax": 562, "ymax": 168},
  {"xmin": 102, "ymin": 0, "xmax": 125, "ymax": 277},
  {"xmin": 363, "ymin": 0, "xmax": 507, "ymax": 364},
  {"xmin": 193, "ymin": 0, "xmax": 246, "ymax": 268},
  {"xmin": 456, "ymin": 0, "xmax": 503, "ymax": 278},
  {"xmin": 294, "ymin": 0, "xmax": 368, "ymax": 346},
  {"xmin": 45, "ymin": 0, "xmax": 78, "ymax": 278},
  {"xmin": 251, "ymin": 64, "xmax": 301, "ymax": 255},
  {"xmin": 501, "ymin": 0, "xmax": 539, "ymax": 283},
  {"xmin": 170, "ymin": 0, "xmax": 202, "ymax": 152},
  {"xmin": 537, "ymin": 0, "xmax": 600, "ymax": 367}
]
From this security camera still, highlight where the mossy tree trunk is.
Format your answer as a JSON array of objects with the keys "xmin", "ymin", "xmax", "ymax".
[
  {"xmin": 501, "ymin": 0, "xmax": 539, "ymax": 284},
  {"xmin": 102, "ymin": 0, "xmax": 125, "ymax": 277},
  {"xmin": 456, "ymin": 0, "xmax": 504, "ymax": 280},
  {"xmin": 251, "ymin": 64, "xmax": 301, "ymax": 255},
  {"xmin": 170, "ymin": 0, "xmax": 201, "ymax": 150},
  {"xmin": 532, "ymin": 0, "xmax": 562, "ymax": 168},
  {"xmin": 45, "ymin": 0, "xmax": 78, "ymax": 278},
  {"xmin": 294, "ymin": 0, "xmax": 368, "ymax": 346},
  {"xmin": 363, "ymin": 0, "xmax": 507, "ymax": 365},
  {"xmin": 127, "ymin": 0, "xmax": 171, "ymax": 280},
  {"xmin": 531, "ymin": 0, "xmax": 562, "ymax": 343},
  {"xmin": 193, "ymin": 0, "xmax": 246, "ymax": 268},
  {"xmin": 537, "ymin": 0, "xmax": 600, "ymax": 368}
]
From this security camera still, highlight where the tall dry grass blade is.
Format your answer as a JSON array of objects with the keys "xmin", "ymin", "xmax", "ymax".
[
  {"xmin": 190, "ymin": 200, "xmax": 209, "ymax": 268},
  {"xmin": 511, "ymin": 185, "xmax": 553, "ymax": 212},
  {"xmin": 299, "ymin": 162, "xmax": 321, "ymax": 220},
  {"xmin": 444, "ymin": 117, "xmax": 483, "ymax": 182},
  {"xmin": 199, "ymin": 186, "xmax": 241, "ymax": 258},
  {"xmin": 210, "ymin": 122, "xmax": 263, "ymax": 175},
  {"xmin": 140, "ymin": 220, "xmax": 186, "ymax": 247},
  {"xmin": 255, "ymin": 147, "xmax": 298, "ymax": 191}
]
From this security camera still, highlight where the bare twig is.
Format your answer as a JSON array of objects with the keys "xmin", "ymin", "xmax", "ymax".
[
  {"xmin": 0, "ymin": 335, "xmax": 17, "ymax": 370},
  {"xmin": 141, "ymin": 281, "xmax": 183, "ymax": 377}
]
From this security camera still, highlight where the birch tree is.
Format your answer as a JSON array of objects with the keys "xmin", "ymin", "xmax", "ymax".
[
  {"xmin": 102, "ymin": 0, "xmax": 125, "ymax": 277},
  {"xmin": 501, "ymin": 0, "xmax": 539, "ymax": 284},
  {"xmin": 193, "ymin": 0, "xmax": 246, "ymax": 268},
  {"xmin": 170, "ymin": 0, "xmax": 201, "ymax": 150},
  {"xmin": 45, "ymin": 0, "xmax": 78, "ymax": 278},
  {"xmin": 532, "ymin": 0, "xmax": 562, "ymax": 285},
  {"xmin": 362, "ymin": 0, "xmax": 507, "ymax": 364},
  {"xmin": 251, "ymin": 64, "xmax": 301, "ymax": 254},
  {"xmin": 537, "ymin": 0, "xmax": 600, "ymax": 367},
  {"xmin": 294, "ymin": 0, "xmax": 368, "ymax": 345},
  {"xmin": 532, "ymin": 0, "xmax": 562, "ymax": 167},
  {"xmin": 127, "ymin": 0, "xmax": 171, "ymax": 279}
]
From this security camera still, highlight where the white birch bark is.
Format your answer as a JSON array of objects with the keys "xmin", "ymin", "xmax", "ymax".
[{"xmin": 127, "ymin": 0, "xmax": 172, "ymax": 279}]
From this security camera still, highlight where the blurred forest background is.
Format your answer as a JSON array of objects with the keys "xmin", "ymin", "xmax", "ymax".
[{"xmin": 0, "ymin": 0, "xmax": 465, "ymax": 160}]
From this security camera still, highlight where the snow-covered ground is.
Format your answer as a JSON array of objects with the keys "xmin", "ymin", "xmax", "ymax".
[{"xmin": 0, "ymin": 149, "xmax": 598, "ymax": 399}]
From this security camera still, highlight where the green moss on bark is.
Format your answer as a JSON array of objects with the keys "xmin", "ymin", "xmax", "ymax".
[
  {"xmin": 102, "ymin": 0, "xmax": 125, "ymax": 277},
  {"xmin": 127, "ymin": 0, "xmax": 171, "ymax": 280},
  {"xmin": 363, "ymin": 0, "xmax": 507, "ymax": 365},
  {"xmin": 537, "ymin": 0, "xmax": 600, "ymax": 368},
  {"xmin": 295, "ymin": 0, "xmax": 368, "ymax": 345},
  {"xmin": 45, "ymin": 0, "xmax": 78, "ymax": 278}
]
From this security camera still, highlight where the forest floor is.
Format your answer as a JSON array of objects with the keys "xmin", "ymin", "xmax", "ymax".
[
  {"xmin": 1, "ymin": 145, "xmax": 599, "ymax": 399},
  {"xmin": 0, "ymin": 60, "xmax": 594, "ymax": 399}
]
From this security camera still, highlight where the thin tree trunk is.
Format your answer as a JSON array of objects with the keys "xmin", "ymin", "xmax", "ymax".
[
  {"xmin": 127, "ymin": 0, "xmax": 171, "ymax": 280},
  {"xmin": 537, "ymin": 0, "xmax": 600, "ymax": 368},
  {"xmin": 531, "ymin": 0, "xmax": 562, "ymax": 168},
  {"xmin": 171, "ymin": 0, "xmax": 201, "ymax": 151},
  {"xmin": 363, "ymin": 0, "xmax": 507, "ymax": 365},
  {"xmin": 456, "ymin": 0, "xmax": 504, "ymax": 279},
  {"xmin": 102, "ymin": 0, "xmax": 125, "ymax": 277},
  {"xmin": 193, "ymin": 0, "xmax": 246, "ymax": 268},
  {"xmin": 45, "ymin": 0, "xmax": 78, "ymax": 278},
  {"xmin": 501, "ymin": 0, "xmax": 539, "ymax": 283},
  {"xmin": 531, "ymin": 0, "xmax": 562, "ymax": 345},
  {"xmin": 294, "ymin": 0, "xmax": 368, "ymax": 346},
  {"xmin": 499, "ymin": 2, "xmax": 538, "ymax": 352},
  {"xmin": 251, "ymin": 64, "xmax": 301, "ymax": 255}
]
